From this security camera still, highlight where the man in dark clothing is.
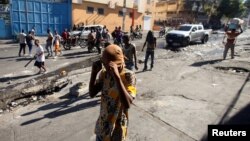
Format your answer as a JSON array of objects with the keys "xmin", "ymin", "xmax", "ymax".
[
  {"xmin": 26, "ymin": 31, "xmax": 35, "ymax": 57},
  {"xmin": 141, "ymin": 30, "xmax": 156, "ymax": 71},
  {"xmin": 18, "ymin": 29, "xmax": 26, "ymax": 57},
  {"xmin": 115, "ymin": 26, "xmax": 123, "ymax": 47},
  {"xmin": 95, "ymin": 28, "xmax": 102, "ymax": 54}
]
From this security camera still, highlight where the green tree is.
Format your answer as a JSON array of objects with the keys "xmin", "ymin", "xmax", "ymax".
[
  {"xmin": 202, "ymin": 0, "xmax": 219, "ymax": 22},
  {"xmin": 217, "ymin": 0, "xmax": 245, "ymax": 18}
]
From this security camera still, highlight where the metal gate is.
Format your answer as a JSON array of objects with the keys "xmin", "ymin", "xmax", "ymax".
[
  {"xmin": 0, "ymin": 4, "xmax": 11, "ymax": 38},
  {"xmin": 143, "ymin": 15, "xmax": 151, "ymax": 31},
  {"xmin": 11, "ymin": 0, "xmax": 71, "ymax": 36}
]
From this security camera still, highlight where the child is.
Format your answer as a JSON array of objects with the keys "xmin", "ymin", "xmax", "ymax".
[
  {"xmin": 54, "ymin": 31, "xmax": 63, "ymax": 58},
  {"xmin": 34, "ymin": 39, "xmax": 46, "ymax": 74}
]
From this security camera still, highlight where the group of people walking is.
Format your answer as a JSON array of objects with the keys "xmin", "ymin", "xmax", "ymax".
[
  {"xmin": 18, "ymin": 29, "xmax": 35, "ymax": 57},
  {"xmin": 18, "ymin": 28, "xmax": 65, "ymax": 74}
]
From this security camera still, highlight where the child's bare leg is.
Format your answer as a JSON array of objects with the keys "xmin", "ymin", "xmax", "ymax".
[{"xmin": 41, "ymin": 65, "xmax": 46, "ymax": 72}]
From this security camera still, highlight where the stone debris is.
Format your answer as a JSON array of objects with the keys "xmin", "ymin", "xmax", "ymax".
[
  {"xmin": 29, "ymin": 79, "xmax": 37, "ymax": 85},
  {"xmin": 30, "ymin": 96, "xmax": 38, "ymax": 101},
  {"xmin": 60, "ymin": 70, "xmax": 67, "ymax": 76},
  {"xmin": 22, "ymin": 85, "xmax": 45, "ymax": 94},
  {"xmin": 11, "ymin": 102, "xmax": 18, "ymax": 107}
]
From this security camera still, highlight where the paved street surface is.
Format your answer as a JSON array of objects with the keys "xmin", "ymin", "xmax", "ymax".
[{"xmin": 0, "ymin": 30, "xmax": 250, "ymax": 141}]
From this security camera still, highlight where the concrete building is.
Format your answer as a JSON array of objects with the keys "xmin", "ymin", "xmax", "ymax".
[
  {"xmin": 154, "ymin": 0, "xmax": 211, "ymax": 26},
  {"xmin": 72, "ymin": 0, "xmax": 156, "ymax": 31},
  {"xmin": 154, "ymin": 0, "xmax": 182, "ymax": 24}
]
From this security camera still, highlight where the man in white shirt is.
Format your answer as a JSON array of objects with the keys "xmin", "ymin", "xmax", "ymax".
[
  {"xmin": 34, "ymin": 39, "xmax": 46, "ymax": 74},
  {"xmin": 18, "ymin": 29, "xmax": 26, "ymax": 57}
]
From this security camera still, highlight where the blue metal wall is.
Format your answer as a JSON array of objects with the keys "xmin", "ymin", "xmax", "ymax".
[
  {"xmin": 11, "ymin": 0, "xmax": 71, "ymax": 36},
  {"xmin": 0, "ymin": 4, "xmax": 11, "ymax": 38}
]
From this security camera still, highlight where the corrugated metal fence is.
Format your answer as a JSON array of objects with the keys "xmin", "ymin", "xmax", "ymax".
[{"xmin": 11, "ymin": 0, "xmax": 71, "ymax": 36}]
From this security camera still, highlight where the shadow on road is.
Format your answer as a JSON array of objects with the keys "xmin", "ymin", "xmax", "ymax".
[
  {"xmin": 190, "ymin": 59, "xmax": 223, "ymax": 67},
  {"xmin": 62, "ymin": 50, "xmax": 89, "ymax": 57},
  {"xmin": 200, "ymin": 73, "xmax": 250, "ymax": 141},
  {"xmin": 0, "ymin": 56, "xmax": 18, "ymax": 60},
  {"xmin": 21, "ymin": 92, "xmax": 100, "ymax": 126},
  {"xmin": 0, "ymin": 74, "xmax": 36, "ymax": 83},
  {"xmin": 15, "ymin": 57, "xmax": 33, "ymax": 62},
  {"xmin": 62, "ymin": 50, "xmax": 97, "ymax": 59}
]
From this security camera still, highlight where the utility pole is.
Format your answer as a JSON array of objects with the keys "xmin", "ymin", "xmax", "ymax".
[{"xmin": 122, "ymin": 0, "xmax": 127, "ymax": 31}]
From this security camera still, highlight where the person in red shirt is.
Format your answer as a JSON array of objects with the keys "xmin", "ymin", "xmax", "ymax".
[
  {"xmin": 222, "ymin": 25, "xmax": 243, "ymax": 60},
  {"xmin": 62, "ymin": 29, "xmax": 69, "ymax": 46}
]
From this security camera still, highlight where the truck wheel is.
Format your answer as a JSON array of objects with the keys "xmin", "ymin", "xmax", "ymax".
[
  {"xmin": 202, "ymin": 35, "xmax": 209, "ymax": 44},
  {"xmin": 182, "ymin": 37, "xmax": 190, "ymax": 47}
]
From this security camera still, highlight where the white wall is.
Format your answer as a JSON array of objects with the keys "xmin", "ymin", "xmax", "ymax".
[{"xmin": 81, "ymin": 0, "xmax": 134, "ymax": 8}]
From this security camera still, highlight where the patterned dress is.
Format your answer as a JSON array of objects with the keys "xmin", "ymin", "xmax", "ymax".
[{"xmin": 95, "ymin": 68, "xmax": 136, "ymax": 141}]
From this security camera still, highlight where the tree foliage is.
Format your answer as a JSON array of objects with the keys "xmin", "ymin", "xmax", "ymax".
[
  {"xmin": 203, "ymin": 0, "xmax": 218, "ymax": 16},
  {"xmin": 244, "ymin": 0, "xmax": 250, "ymax": 8},
  {"xmin": 217, "ymin": 0, "xmax": 245, "ymax": 18}
]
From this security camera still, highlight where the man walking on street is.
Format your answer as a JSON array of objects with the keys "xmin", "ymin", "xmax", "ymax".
[
  {"xmin": 222, "ymin": 25, "xmax": 243, "ymax": 60},
  {"xmin": 45, "ymin": 29, "xmax": 53, "ymax": 57},
  {"xmin": 87, "ymin": 29, "xmax": 96, "ymax": 53},
  {"xmin": 26, "ymin": 31, "xmax": 35, "ymax": 57},
  {"xmin": 89, "ymin": 44, "xmax": 137, "ymax": 141},
  {"xmin": 122, "ymin": 35, "xmax": 138, "ymax": 70},
  {"xmin": 18, "ymin": 29, "xmax": 26, "ymax": 57},
  {"xmin": 141, "ymin": 30, "xmax": 156, "ymax": 71},
  {"xmin": 95, "ymin": 28, "xmax": 102, "ymax": 54}
]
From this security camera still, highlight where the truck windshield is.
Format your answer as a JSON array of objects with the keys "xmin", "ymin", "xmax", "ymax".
[{"xmin": 177, "ymin": 26, "xmax": 192, "ymax": 31}]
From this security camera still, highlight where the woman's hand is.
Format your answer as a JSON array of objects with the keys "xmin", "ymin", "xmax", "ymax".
[
  {"xmin": 92, "ymin": 60, "xmax": 102, "ymax": 74},
  {"xmin": 109, "ymin": 61, "xmax": 120, "ymax": 79}
]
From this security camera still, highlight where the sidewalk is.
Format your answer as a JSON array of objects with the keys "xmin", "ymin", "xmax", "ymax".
[{"xmin": 0, "ymin": 36, "xmax": 48, "ymax": 49}]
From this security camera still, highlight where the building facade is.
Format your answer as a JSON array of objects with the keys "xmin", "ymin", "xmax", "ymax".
[
  {"xmin": 72, "ymin": 0, "xmax": 156, "ymax": 31},
  {"xmin": 154, "ymin": 0, "xmax": 210, "ymax": 26}
]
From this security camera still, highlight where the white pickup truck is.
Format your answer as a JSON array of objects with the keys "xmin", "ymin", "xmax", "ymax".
[{"xmin": 165, "ymin": 24, "xmax": 211, "ymax": 47}]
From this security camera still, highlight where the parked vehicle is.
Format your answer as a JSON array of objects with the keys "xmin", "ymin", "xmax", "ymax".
[
  {"xmin": 158, "ymin": 27, "xmax": 173, "ymax": 38},
  {"xmin": 70, "ymin": 24, "xmax": 111, "ymax": 43},
  {"xmin": 165, "ymin": 24, "xmax": 211, "ymax": 47}
]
